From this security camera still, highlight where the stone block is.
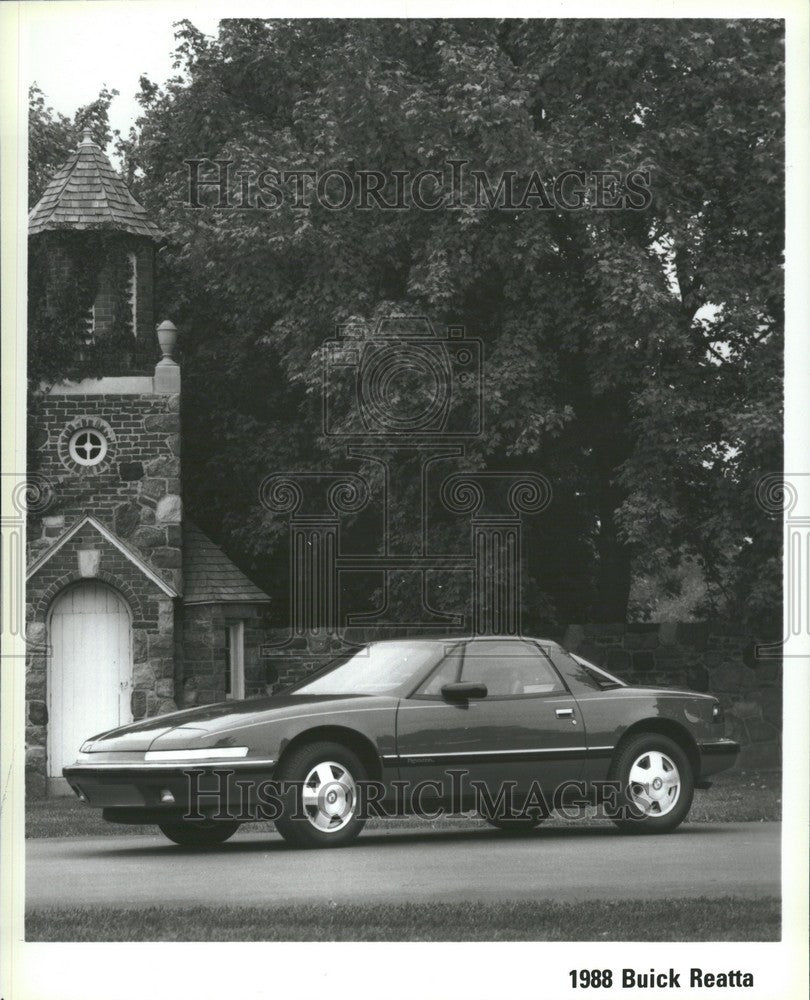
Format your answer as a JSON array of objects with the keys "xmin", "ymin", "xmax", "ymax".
[
  {"xmin": 140, "ymin": 478, "xmax": 166, "ymax": 501},
  {"xmin": 632, "ymin": 650, "xmax": 655, "ymax": 673},
  {"xmin": 26, "ymin": 746, "xmax": 46, "ymax": 769},
  {"xmin": 26, "ymin": 671, "xmax": 46, "ymax": 700},
  {"xmin": 119, "ymin": 461, "xmax": 144, "ymax": 482},
  {"xmin": 152, "ymin": 657, "xmax": 176, "ymax": 679},
  {"xmin": 129, "ymin": 525, "xmax": 166, "ymax": 550},
  {"xmin": 147, "ymin": 633, "xmax": 174, "ymax": 658},
  {"xmin": 703, "ymin": 650, "xmax": 722, "ymax": 669},
  {"xmin": 606, "ymin": 648, "xmax": 631, "ymax": 673},
  {"xmin": 28, "ymin": 700, "xmax": 48, "ymax": 726},
  {"xmin": 585, "ymin": 623, "xmax": 625, "ymax": 637},
  {"xmin": 151, "ymin": 546, "xmax": 182, "ymax": 568},
  {"xmin": 156, "ymin": 494, "xmax": 182, "ymax": 524},
  {"xmin": 146, "ymin": 457, "xmax": 180, "ymax": 479},
  {"xmin": 131, "ymin": 690, "xmax": 148, "ymax": 719},
  {"xmin": 157, "ymin": 698, "xmax": 177, "ymax": 715},
  {"xmin": 710, "ymin": 661, "xmax": 745, "ymax": 691},
  {"xmin": 686, "ymin": 664, "xmax": 709, "ymax": 692},
  {"xmin": 26, "ymin": 621, "xmax": 47, "ymax": 648},
  {"xmin": 166, "ymin": 524, "xmax": 182, "ymax": 546},
  {"xmin": 676, "ymin": 622, "xmax": 709, "ymax": 650},
  {"xmin": 156, "ymin": 679, "xmax": 174, "ymax": 698},
  {"xmin": 133, "ymin": 662, "xmax": 156, "ymax": 689},
  {"xmin": 576, "ymin": 642, "xmax": 606, "ymax": 666},
  {"xmin": 166, "ymin": 393, "xmax": 181, "ymax": 413},
  {"xmin": 158, "ymin": 601, "xmax": 174, "ymax": 634},
  {"xmin": 26, "ymin": 724, "xmax": 47, "ymax": 746},
  {"xmin": 751, "ymin": 661, "xmax": 781, "ymax": 686},
  {"xmin": 658, "ymin": 622, "xmax": 678, "ymax": 646},
  {"xmin": 625, "ymin": 632, "xmax": 659, "ymax": 650},
  {"xmin": 114, "ymin": 501, "xmax": 141, "ymax": 538},
  {"xmin": 144, "ymin": 413, "xmax": 180, "ymax": 433},
  {"xmin": 139, "ymin": 506, "xmax": 156, "ymax": 524},
  {"xmin": 167, "ymin": 434, "xmax": 181, "ymax": 456},
  {"xmin": 132, "ymin": 630, "xmax": 148, "ymax": 663}
]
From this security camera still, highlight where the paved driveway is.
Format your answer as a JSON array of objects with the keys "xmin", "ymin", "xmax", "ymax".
[{"xmin": 26, "ymin": 822, "xmax": 780, "ymax": 908}]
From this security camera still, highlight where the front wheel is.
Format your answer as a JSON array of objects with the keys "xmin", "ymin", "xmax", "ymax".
[
  {"xmin": 158, "ymin": 817, "xmax": 240, "ymax": 848},
  {"xmin": 273, "ymin": 741, "xmax": 367, "ymax": 849},
  {"xmin": 609, "ymin": 733, "xmax": 694, "ymax": 834}
]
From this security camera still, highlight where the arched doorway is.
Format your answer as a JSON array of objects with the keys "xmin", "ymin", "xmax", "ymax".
[{"xmin": 47, "ymin": 581, "xmax": 132, "ymax": 780}]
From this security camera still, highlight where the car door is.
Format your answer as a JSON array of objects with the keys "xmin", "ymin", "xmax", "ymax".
[{"xmin": 395, "ymin": 638, "xmax": 586, "ymax": 809}]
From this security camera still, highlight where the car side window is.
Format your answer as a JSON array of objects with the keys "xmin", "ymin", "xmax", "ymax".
[
  {"xmin": 413, "ymin": 647, "xmax": 462, "ymax": 697},
  {"xmin": 460, "ymin": 640, "xmax": 564, "ymax": 698}
]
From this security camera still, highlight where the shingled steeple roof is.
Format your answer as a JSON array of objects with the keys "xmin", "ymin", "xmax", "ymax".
[{"xmin": 28, "ymin": 128, "xmax": 161, "ymax": 239}]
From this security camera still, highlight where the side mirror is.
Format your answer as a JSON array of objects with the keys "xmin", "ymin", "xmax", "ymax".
[{"xmin": 441, "ymin": 682, "xmax": 487, "ymax": 703}]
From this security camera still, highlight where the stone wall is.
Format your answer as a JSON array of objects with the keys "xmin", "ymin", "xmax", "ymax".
[
  {"xmin": 181, "ymin": 603, "xmax": 273, "ymax": 707},
  {"xmin": 28, "ymin": 391, "xmax": 182, "ymax": 594}
]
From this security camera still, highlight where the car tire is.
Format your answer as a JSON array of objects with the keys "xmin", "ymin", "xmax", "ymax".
[
  {"xmin": 483, "ymin": 814, "xmax": 546, "ymax": 834},
  {"xmin": 274, "ymin": 741, "xmax": 368, "ymax": 850},
  {"xmin": 157, "ymin": 817, "xmax": 240, "ymax": 848},
  {"xmin": 608, "ymin": 733, "xmax": 694, "ymax": 834}
]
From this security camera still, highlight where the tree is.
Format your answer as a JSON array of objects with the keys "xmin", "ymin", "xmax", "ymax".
[{"xmin": 100, "ymin": 19, "xmax": 785, "ymax": 626}]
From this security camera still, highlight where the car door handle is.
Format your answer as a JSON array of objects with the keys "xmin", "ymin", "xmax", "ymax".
[{"xmin": 555, "ymin": 708, "xmax": 574, "ymax": 718}]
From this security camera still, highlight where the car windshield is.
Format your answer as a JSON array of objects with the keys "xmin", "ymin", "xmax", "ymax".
[{"xmin": 290, "ymin": 641, "xmax": 444, "ymax": 696}]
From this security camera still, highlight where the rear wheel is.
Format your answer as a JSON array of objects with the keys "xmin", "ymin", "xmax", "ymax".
[
  {"xmin": 274, "ymin": 741, "xmax": 367, "ymax": 849},
  {"xmin": 609, "ymin": 733, "xmax": 694, "ymax": 834},
  {"xmin": 158, "ymin": 817, "xmax": 240, "ymax": 848}
]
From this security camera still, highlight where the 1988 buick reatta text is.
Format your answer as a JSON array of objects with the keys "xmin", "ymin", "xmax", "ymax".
[{"xmin": 64, "ymin": 636, "xmax": 739, "ymax": 849}]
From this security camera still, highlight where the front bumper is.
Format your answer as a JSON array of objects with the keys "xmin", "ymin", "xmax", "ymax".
[
  {"xmin": 697, "ymin": 738, "xmax": 740, "ymax": 783},
  {"xmin": 63, "ymin": 758, "xmax": 277, "ymax": 819}
]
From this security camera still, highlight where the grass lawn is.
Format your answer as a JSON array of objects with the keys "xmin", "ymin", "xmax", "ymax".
[
  {"xmin": 26, "ymin": 896, "xmax": 780, "ymax": 941},
  {"xmin": 25, "ymin": 767, "xmax": 782, "ymax": 839}
]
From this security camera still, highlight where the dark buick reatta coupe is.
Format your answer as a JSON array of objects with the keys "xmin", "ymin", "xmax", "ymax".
[{"xmin": 64, "ymin": 636, "xmax": 739, "ymax": 849}]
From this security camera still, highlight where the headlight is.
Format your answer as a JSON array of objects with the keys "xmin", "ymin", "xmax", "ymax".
[
  {"xmin": 143, "ymin": 747, "xmax": 250, "ymax": 761},
  {"xmin": 711, "ymin": 702, "xmax": 724, "ymax": 723}
]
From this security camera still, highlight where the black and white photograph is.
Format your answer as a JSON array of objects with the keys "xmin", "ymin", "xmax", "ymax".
[{"xmin": 0, "ymin": 2, "xmax": 807, "ymax": 998}]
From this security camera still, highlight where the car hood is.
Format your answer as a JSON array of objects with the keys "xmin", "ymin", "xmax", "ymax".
[{"xmin": 83, "ymin": 693, "xmax": 397, "ymax": 753}]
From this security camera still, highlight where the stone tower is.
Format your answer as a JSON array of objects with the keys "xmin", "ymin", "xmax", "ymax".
[{"xmin": 26, "ymin": 130, "xmax": 183, "ymax": 795}]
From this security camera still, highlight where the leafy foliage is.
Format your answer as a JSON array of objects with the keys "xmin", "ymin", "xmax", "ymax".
[{"xmin": 31, "ymin": 20, "xmax": 784, "ymax": 627}]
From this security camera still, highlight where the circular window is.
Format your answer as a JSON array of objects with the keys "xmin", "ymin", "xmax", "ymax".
[{"xmin": 69, "ymin": 428, "xmax": 108, "ymax": 467}]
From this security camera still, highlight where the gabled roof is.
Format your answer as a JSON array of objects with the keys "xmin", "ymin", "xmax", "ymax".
[
  {"xmin": 26, "ymin": 515, "xmax": 178, "ymax": 597},
  {"xmin": 28, "ymin": 129, "xmax": 161, "ymax": 240},
  {"xmin": 183, "ymin": 521, "xmax": 271, "ymax": 606}
]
